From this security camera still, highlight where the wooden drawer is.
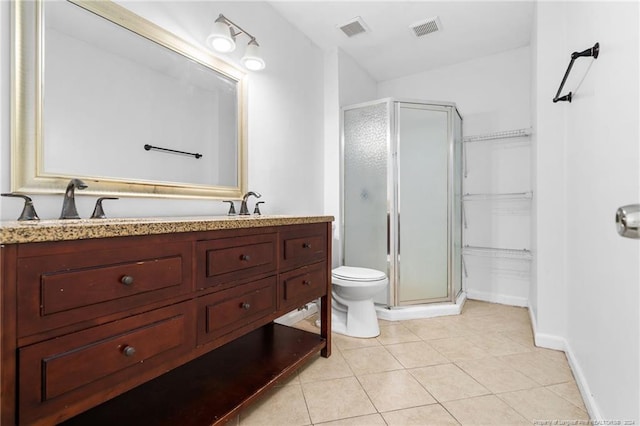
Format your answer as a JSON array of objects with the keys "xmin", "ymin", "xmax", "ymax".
[
  {"xmin": 197, "ymin": 276, "xmax": 276, "ymax": 346},
  {"xmin": 196, "ymin": 233, "xmax": 277, "ymax": 290},
  {"xmin": 279, "ymin": 262, "xmax": 327, "ymax": 311},
  {"xmin": 17, "ymin": 240, "xmax": 191, "ymax": 338},
  {"xmin": 18, "ymin": 302, "xmax": 195, "ymax": 425},
  {"xmin": 280, "ymin": 224, "xmax": 328, "ymax": 271}
]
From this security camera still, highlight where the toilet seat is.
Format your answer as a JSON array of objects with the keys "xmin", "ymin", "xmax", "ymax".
[{"xmin": 332, "ymin": 266, "xmax": 387, "ymax": 286}]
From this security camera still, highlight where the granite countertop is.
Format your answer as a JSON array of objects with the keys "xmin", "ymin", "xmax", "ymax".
[{"xmin": 0, "ymin": 215, "xmax": 334, "ymax": 244}]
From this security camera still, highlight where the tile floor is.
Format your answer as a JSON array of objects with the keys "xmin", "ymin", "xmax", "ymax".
[{"xmin": 233, "ymin": 300, "xmax": 589, "ymax": 425}]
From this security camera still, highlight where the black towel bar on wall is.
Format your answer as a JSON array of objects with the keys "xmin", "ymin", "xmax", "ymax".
[
  {"xmin": 553, "ymin": 42, "xmax": 599, "ymax": 103},
  {"xmin": 144, "ymin": 144, "xmax": 202, "ymax": 159}
]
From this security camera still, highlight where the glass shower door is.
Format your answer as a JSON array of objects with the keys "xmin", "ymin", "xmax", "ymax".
[
  {"xmin": 342, "ymin": 101, "xmax": 390, "ymax": 287},
  {"xmin": 396, "ymin": 104, "xmax": 450, "ymax": 304}
]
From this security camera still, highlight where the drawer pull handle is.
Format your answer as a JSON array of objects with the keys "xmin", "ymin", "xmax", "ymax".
[
  {"xmin": 121, "ymin": 275, "xmax": 134, "ymax": 286},
  {"xmin": 241, "ymin": 302, "xmax": 251, "ymax": 310},
  {"xmin": 302, "ymin": 243, "xmax": 311, "ymax": 249},
  {"xmin": 303, "ymin": 280, "xmax": 312, "ymax": 286},
  {"xmin": 240, "ymin": 254, "xmax": 251, "ymax": 261},
  {"xmin": 122, "ymin": 345, "xmax": 136, "ymax": 357}
]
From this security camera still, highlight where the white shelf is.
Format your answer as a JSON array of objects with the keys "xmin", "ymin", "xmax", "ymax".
[
  {"xmin": 462, "ymin": 191, "xmax": 533, "ymax": 201},
  {"xmin": 462, "ymin": 245, "xmax": 532, "ymax": 260},
  {"xmin": 463, "ymin": 128, "xmax": 531, "ymax": 143}
]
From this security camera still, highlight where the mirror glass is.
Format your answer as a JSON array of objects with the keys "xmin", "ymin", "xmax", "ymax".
[{"xmin": 13, "ymin": 0, "xmax": 247, "ymax": 199}]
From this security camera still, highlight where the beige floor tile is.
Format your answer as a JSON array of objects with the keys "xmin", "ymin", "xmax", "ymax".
[
  {"xmin": 302, "ymin": 377, "xmax": 376, "ymax": 424},
  {"xmin": 385, "ymin": 341, "xmax": 450, "ymax": 368},
  {"xmin": 429, "ymin": 337, "xmax": 493, "ymax": 362},
  {"xmin": 443, "ymin": 394, "xmax": 530, "ymax": 425},
  {"xmin": 546, "ymin": 381, "xmax": 587, "ymax": 410},
  {"xmin": 358, "ymin": 370, "xmax": 436, "ymax": 412},
  {"xmin": 500, "ymin": 351, "xmax": 574, "ymax": 385},
  {"xmin": 461, "ymin": 300, "xmax": 503, "ymax": 317},
  {"xmin": 376, "ymin": 323, "xmax": 421, "ymax": 345},
  {"xmin": 409, "ymin": 363, "xmax": 490, "ymax": 402},
  {"xmin": 239, "ymin": 384, "xmax": 311, "ymax": 426},
  {"xmin": 255, "ymin": 302, "xmax": 589, "ymax": 426},
  {"xmin": 465, "ymin": 314, "xmax": 531, "ymax": 334},
  {"xmin": 465, "ymin": 331, "xmax": 533, "ymax": 357},
  {"xmin": 273, "ymin": 371, "xmax": 301, "ymax": 387},
  {"xmin": 314, "ymin": 413, "xmax": 387, "ymax": 426},
  {"xmin": 341, "ymin": 346, "xmax": 404, "ymax": 375},
  {"xmin": 298, "ymin": 351, "xmax": 354, "ymax": 383},
  {"xmin": 456, "ymin": 357, "xmax": 538, "ymax": 393},
  {"xmin": 433, "ymin": 316, "xmax": 477, "ymax": 336},
  {"xmin": 332, "ymin": 332, "xmax": 382, "ymax": 351},
  {"xmin": 534, "ymin": 346, "xmax": 569, "ymax": 362},
  {"xmin": 499, "ymin": 329, "xmax": 536, "ymax": 348},
  {"xmin": 382, "ymin": 404, "xmax": 460, "ymax": 425},
  {"xmin": 404, "ymin": 318, "xmax": 460, "ymax": 340},
  {"xmin": 499, "ymin": 387, "xmax": 589, "ymax": 422},
  {"xmin": 497, "ymin": 306, "xmax": 531, "ymax": 324}
]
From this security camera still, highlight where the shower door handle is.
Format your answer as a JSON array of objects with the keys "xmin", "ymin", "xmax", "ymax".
[{"xmin": 615, "ymin": 204, "xmax": 640, "ymax": 239}]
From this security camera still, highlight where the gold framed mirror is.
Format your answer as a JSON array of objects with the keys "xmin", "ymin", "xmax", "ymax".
[{"xmin": 12, "ymin": 0, "xmax": 248, "ymax": 199}]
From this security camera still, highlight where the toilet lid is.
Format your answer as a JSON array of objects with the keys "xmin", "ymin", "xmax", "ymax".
[{"xmin": 332, "ymin": 266, "xmax": 387, "ymax": 282}]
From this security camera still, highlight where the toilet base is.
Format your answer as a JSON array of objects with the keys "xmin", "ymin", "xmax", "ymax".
[{"xmin": 330, "ymin": 296, "xmax": 380, "ymax": 338}]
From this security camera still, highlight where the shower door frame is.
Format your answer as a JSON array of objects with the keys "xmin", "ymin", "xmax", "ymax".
[
  {"xmin": 340, "ymin": 98, "xmax": 462, "ymax": 307},
  {"xmin": 393, "ymin": 101, "xmax": 460, "ymax": 306}
]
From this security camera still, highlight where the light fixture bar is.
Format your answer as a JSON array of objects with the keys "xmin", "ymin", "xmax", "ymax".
[{"xmin": 216, "ymin": 14, "xmax": 259, "ymax": 46}]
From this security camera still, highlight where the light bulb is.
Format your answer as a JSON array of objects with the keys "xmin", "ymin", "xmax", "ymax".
[
  {"xmin": 206, "ymin": 21, "xmax": 236, "ymax": 53},
  {"xmin": 241, "ymin": 41, "xmax": 265, "ymax": 71}
]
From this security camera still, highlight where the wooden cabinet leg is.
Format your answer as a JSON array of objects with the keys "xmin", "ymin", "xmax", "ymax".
[{"xmin": 320, "ymin": 293, "xmax": 331, "ymax": 358}]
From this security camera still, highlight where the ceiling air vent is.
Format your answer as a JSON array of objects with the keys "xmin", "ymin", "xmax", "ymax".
[
  {"xmin": 410, "ymin": 16, "xmax": 442, "ymax": 37},
  {"xmin": 338, "ymin": 17, "xmax": 369, "ymax": 38}
]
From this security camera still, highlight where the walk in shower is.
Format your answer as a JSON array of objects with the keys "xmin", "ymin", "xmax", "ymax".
[{"xmin": 341, "ymin": 99, "xmax": 463, "ymax": 308}]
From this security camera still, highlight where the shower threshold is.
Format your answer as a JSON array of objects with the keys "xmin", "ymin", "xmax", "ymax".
[{"xmin": 375, "ymin": 292, "xmax": 467, "ymax": 321}]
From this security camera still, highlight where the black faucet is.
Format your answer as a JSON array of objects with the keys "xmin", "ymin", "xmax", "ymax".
[
  {"xmin": 239, "ymin": 191, "xmax": 261, "ymax": 215},
  {"xmin": 60, "ymin": 179, "xmax": 88, "ymax": 219}
]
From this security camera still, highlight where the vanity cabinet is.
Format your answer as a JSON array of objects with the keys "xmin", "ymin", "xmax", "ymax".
[{"xmin": 0, "ymin": 218, "xmax": 332, "ymax": 425}]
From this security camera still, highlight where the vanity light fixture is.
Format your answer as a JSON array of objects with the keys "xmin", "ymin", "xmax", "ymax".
[{"xmin": 206, "ymin": 14, "xmax": 265, "ymax": 71}]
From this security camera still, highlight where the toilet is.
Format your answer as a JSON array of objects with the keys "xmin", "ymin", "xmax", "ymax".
[{"xmin": 330, "ymin": 266, "xmax": 388, "ymax": 338}]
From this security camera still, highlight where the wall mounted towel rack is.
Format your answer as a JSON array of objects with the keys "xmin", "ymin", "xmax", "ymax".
[
  {"xmin": 553, "ymin": 42, "xmax": 599, "ymax": 103},
  {"xmin": 144, "ymin": 144, "xmax": 202, "ymax": 159}
]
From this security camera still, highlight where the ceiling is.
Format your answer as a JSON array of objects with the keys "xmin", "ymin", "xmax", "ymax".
[{"xmin": 269, "ymin": 1, "xmax": 535, "ymax": 81}]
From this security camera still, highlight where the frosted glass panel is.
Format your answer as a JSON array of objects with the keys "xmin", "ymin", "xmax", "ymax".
[
  {"xmin": 398, "ymin": 106, "xmax": 449, "ymax": 303},
  {"xmin": 453, "ymin": 113, "xmax": 463, "ymax": 297},
  {"xmin": 343, "ymin": 102, "xmax": 389, "ymax": 275}
]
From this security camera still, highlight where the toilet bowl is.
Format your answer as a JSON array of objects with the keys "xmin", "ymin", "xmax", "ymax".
[{"xmin": 331, "ymin": 266, "xmax": 388, "ymax": 338}]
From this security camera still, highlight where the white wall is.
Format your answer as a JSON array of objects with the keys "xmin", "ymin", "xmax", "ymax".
[
  {"xmin": 1, "ymin": 1, "xmax": 325, "ymax": 220},
  {"xmin": 337, "ymin": 50, "xmax": 378, "ymax": 108},
  {"xmin": 379, "ymin": 46, "xmax": 531, "ymax": 135},
  {"xmin": 532, "ymin": 1, "xmax": 640, "ymax": 421},
  {"xmin": 324, "ymin": 48, "xmax": 377, "ymax": 267},
  {"xmin": 0, "ymin": 1, "xmax": 9, "ymax": 219},
  {"xmin": 379, "ymin": 47, "xmax": 532, "ymax": 306},
  {"xmin": 324, "ymin": 48, "xmax": 341, "ymax": 266}
]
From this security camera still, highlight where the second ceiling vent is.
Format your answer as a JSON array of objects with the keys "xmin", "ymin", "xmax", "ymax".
[
  {"xmin": 338, "ymin": 16, "xmax": 369, "ymax": 38},
  {"xmin": 410, "ymin": 16, "xmax": 442, "ymax": 38}
]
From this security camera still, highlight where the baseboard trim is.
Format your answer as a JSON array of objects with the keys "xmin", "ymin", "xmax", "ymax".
[
  {"xmin": 564, "ymin": 340, "xmax": 602, "ymax": 421},
  {"xmin": 527, "ymin": 303, "xmax": 602, "ymax": 420},
  {"xmin": 465, "ymin": 289, "xmax": 528, "ymax": 307},
  {"xmin": 274, "ymin": 302, "xmax": 318, "ymax": 326}
]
